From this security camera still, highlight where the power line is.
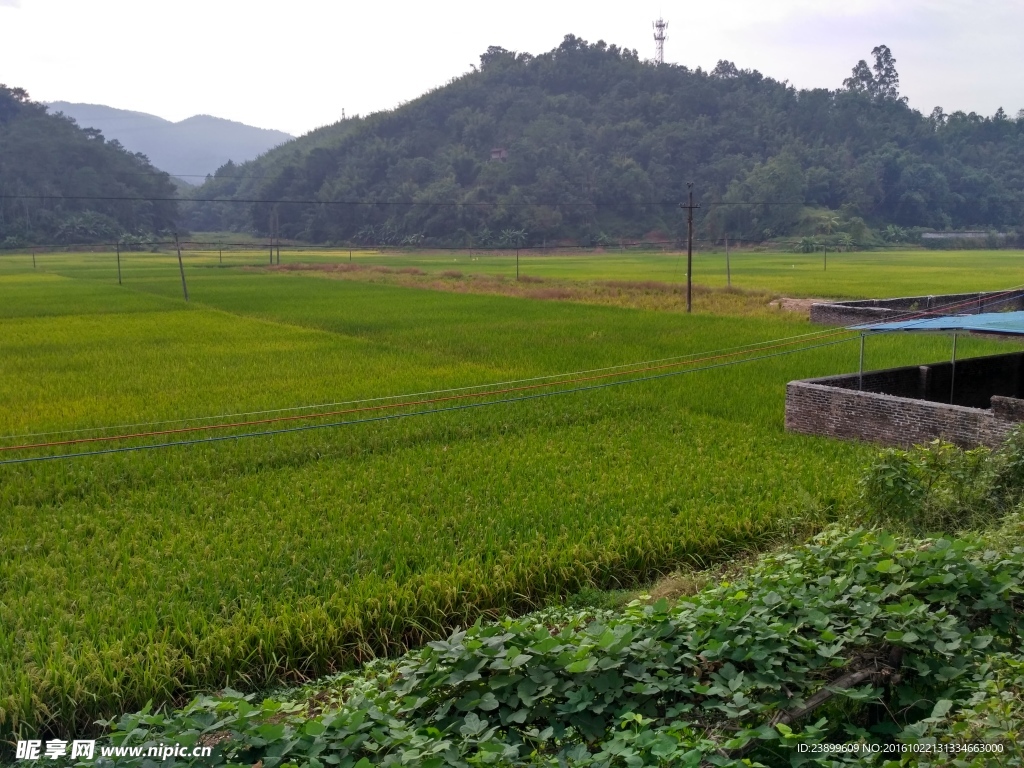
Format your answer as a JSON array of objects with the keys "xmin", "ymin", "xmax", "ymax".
[
  {"xmin": 0, "ymin": 193, "xmax": 830, "ymax": 207},
  {"xmin": 0, "ymin": 327, "xmax": 859, "ymax": 454},
  {"xmin": 0, "ymin": 335, "xmax": 859, "ymax": 466},
  {"xmin": 6, "ymin": 284, "xmax": 1021, "ymax": 455},
  {"xmin": 0, "ymin": 235, "xmax": 889, "ymax": 253},
  {"xmin": 0, "ymin": 325, "xmax": 857, "ymax": 443},
  {"xmin": 2, "ymin": 283, "xmax": 1020, "ymax": 463}
]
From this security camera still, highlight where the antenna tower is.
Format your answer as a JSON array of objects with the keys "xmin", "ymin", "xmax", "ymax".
[{"xmin": 653, "ymin": 17, "xmax": 668, "ymax": 65}]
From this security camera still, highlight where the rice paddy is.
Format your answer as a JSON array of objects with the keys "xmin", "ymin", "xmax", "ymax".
[{"xmin": 1, "ymin": 247, "xmax": 1023, "ymax": 744}]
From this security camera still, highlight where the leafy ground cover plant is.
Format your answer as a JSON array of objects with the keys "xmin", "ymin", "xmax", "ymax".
[
  {"xmin": 82, "ymin": 524, "xmax": 1023, "ymax": 768},
  {"xmin": 859, "ymin": 428, "xmax": 1024, "ymax": 534},
  {"xmin": 2, "ymin": 260, "xmax": 1020, "ymax": 746}
]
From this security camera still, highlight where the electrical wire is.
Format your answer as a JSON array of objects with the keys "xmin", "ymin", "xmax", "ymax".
[
  {"xmin": 0, "ymin": 327, "xmax": 848, "ymax": 441},
  {"xmin": 0, "ymin": 234, "xmax": 959, "ymax": 252},
  {"xmin": 4, "ymin": 196, "xmax": 970, "ymax": 208},
  {"xmin": 0, "ymin": 327, "xmax": 860, "ymax": 453},
  {"xmin": 0, "ymin": 335, "xmax": 859, "ymax": 466},
  {"xmin": 2, "ymin": 277, "xmax": 1021, "ymax": 448}
]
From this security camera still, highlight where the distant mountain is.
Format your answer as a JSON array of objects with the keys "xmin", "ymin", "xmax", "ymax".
[
  {"xmin": 1, "ymin": 86, "xmax": 178, "ymax": 244},
  {"xmin": 45, "ymin": 102, "xmax": 293, "ymax": 181}
]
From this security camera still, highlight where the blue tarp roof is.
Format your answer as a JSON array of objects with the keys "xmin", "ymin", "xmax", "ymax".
[{"xmin": 854, "ymin": 310, "xmax": 1024, "ymax": 336}]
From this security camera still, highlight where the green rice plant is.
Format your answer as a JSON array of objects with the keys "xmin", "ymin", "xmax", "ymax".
[
  {"xmin": 87, "ymin": 526, "xmax": 1024, "ymax": 767},
  {"xmin": 0, "ymin": 262, "xmax": 1021, "ymax": 747}
]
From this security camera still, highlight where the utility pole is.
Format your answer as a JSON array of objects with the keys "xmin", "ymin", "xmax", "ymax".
[
  {"xmin": 116, "ymin": 241, "xmax": 122, "ymax": 285},
  {"xmin": 680, "ymin": 183, "xmax": 700, "ymax": 313},
  {"xmin": 274, "ymin": 207, "xmax": 281, "ymax": 264},
  {"xmin": 174, "ymin": 233, "xmax": 189, "ymax": 302},
  {"xmin": 725, "ymin": 233, "xmax": 731, "ymax": 288}
]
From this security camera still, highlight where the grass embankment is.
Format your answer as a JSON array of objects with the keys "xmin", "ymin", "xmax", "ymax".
[{"xmin": 0, "ymin": 254, "xmax": 1022, "ymax": 745}]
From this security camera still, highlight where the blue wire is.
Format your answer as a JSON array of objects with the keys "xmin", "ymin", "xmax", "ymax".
[{"xmin": 0, "ymin": 337, "xmax": 856, "ymax": 466}]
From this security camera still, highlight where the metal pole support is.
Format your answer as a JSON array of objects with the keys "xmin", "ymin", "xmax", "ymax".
[{"xmin": 859, "ymin": 334, "xmax": 865, "ymax": 391}]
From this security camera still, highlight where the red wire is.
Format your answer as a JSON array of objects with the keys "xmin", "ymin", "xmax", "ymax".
[
  {"xmin": 3, "ymin": 287, "xmax": 1017, "ymax": 454},
  {"xmin": 1, "ymin": 330, "xmax": 854, "ymax": 452}
]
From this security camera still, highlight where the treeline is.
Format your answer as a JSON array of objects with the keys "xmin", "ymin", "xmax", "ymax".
[
  {"xmin": 188, "ymin": 37, "xmax": 1024, "ymax": 247},
  {"xmin": 0, "ymin": 85, "xmax": 178, "ymax": 247}
]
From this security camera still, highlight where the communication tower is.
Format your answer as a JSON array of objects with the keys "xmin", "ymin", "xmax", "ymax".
[{"xmin": 653, "ymin": 17, "xmax": 668, "ymax": 65}]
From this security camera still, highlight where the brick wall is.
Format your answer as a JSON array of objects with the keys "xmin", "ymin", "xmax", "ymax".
[
  {"xmin": 828, "ymin": 352, "xmax": 1024, "ymax": 408},
  {"xmin": 785, "ymin": 382, "xmax": 1018, "ymax": 449},
  {"xmin": 784, "ymin": 352, "xmax": 1024, "ymax": 449},
  {"xmin": 809, "ymin": 291, "xmax": 1024, "ymax": 327}
]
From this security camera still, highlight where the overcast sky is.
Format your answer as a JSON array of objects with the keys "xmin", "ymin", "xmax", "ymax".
[{"xmin": 1, "ymin": 0, "xmax": 1020, "ymax": 137}]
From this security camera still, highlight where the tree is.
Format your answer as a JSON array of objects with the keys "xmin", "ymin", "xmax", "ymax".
[
  {"xmin": 0, "ymin": 84, "xmax": 178, "ymax": 243},
  {"xmin": 842, "ymin": 45, "xmax": 904, "ymax": 102},
  {"xmin": 798, "ymin": 236, "xmax": 819, "ymax": 253},
  {"xmin": 179, "ymin": 37, "xmax": 1024, "ymax": 244},
  {"xmin": 842, "ymin": 60, "xmax": 875, "ymax": 95},
  {"xmin": 884, "ymin": 224, "xmax": 908, "ymax": 243},
  {"xmin": 928, "ymin": 107, "xmax": 947, "ymax": 129},
  {"xmin": 870, "ymin": 45, "xmax": 901, "ymax": 101}
]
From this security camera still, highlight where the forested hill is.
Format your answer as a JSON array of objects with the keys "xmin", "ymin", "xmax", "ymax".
[
  {"xmin": 190, "ymin": 36, "xmax": 1024, "ymax": 247},
  {"xmin": 0, "ymin": 86, "xmax": 178, "ymax": 246}
]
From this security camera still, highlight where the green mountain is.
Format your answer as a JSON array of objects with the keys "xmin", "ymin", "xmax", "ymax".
[
  {"xmin": 190, "ymin": 37, "xmax": 1024, "ymax": 246},
  {"xmin": 47, "ymin": 102, "xmax": 293, "ymax": 182},
  {"xmin": 0, "ymin": 86, "xmax": 178, "ymax": 246}
]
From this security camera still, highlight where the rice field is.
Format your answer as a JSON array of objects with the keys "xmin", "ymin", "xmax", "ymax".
[
  {"xmin": 1, "ymin": 248, "xmax": 1022, "ymax": 744},
  {"xmin": 5, "ymin": 245, "xmax": 1024, "ymax": 300}
]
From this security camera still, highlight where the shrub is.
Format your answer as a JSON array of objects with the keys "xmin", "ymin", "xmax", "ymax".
[{"xmin": 858, "ymin": 427, "xmax": 1024, "ymax": 534}]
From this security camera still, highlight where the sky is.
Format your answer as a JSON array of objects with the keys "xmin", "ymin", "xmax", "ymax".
[{"xmin": 1, "ymin": 0, "xmax": 1021, "ymax": 137}]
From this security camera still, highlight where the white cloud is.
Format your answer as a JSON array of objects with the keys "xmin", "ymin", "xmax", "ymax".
[{"xmin": 0, "ymin": 0, "xmax": 22, "ymax": 8}]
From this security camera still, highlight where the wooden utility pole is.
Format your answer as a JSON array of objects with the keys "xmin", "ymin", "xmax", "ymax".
[
  {"xmin": 725, "ymin": 233, "xmax": 731, "ymax": 288},
  {"xmin": 516, "ymin": 248, "xmax": 520, "ymax": 280},
  {"xmin": 680, "ymin": 183, "xmax": 700, "ymax": 313},
  {"xmin": 116, "ymin": 241, "xmax": 122, "ymax": 285},
  {"xmin": 174, "ymin": 233, "xmax": 189, "ymax": 301},
  {"xmin": 32, "ymin": 248, "xmax": 36, "ymax": 269},
  {"xmin": 823, "ymin": 244, "xmax": 828, "ymax": 271}
]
